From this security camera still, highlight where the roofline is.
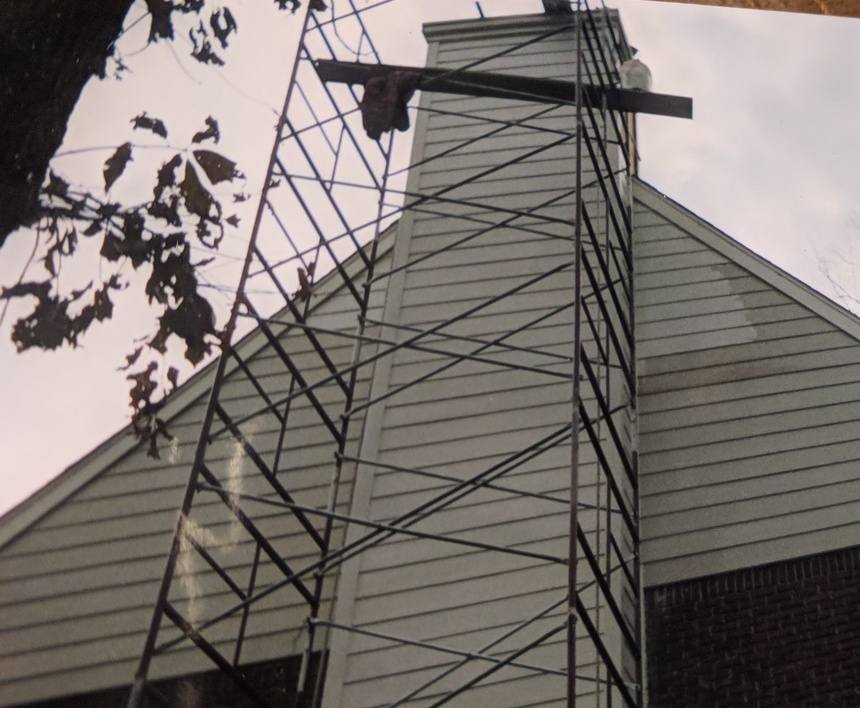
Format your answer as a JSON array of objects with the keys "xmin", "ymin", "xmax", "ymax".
[
  {"xmin": 424, "ymin": 6, "xmax": 620, "ymax": 31},
  {"xmin": 423, "ymin": 6, "xmax": 631, "ymax": 57},
  {"xmin": 633, "ymin": 178, "xmax": 860, "ymax": 343},
  {"xmin": 0, "ymin": 225, "xmax": 396, "ymax": 550}
]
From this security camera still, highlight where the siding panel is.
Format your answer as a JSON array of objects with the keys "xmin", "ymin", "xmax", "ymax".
[
  {"xmin": 327, "ymin": 13, "xmax": 634, "ymax": 708},
  {"xmin": 635, "ymin": 186, "xmax": 860, "ymax": 587},
  {"xmin": 0, "ymin": 243, "xmax": 392, "ymax": 705}
]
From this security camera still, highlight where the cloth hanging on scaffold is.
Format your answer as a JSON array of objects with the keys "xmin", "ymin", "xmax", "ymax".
[{"xmin": 358, "ymin": 69, "xmax": 421, "ymax": 140}]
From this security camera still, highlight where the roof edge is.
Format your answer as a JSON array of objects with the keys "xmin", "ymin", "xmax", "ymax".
[
  {"xmin": 423, "ymin": 7, "xmax": 625, "ymax": 44},
  {"xmin": 633, "ymin": 178, "xmax": 860, "ymax": 344}
]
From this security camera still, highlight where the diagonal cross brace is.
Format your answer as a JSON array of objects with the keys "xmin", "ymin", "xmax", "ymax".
[{"xmin": 315, "ymin": 58, "xmax": 693, "ymax": 119}]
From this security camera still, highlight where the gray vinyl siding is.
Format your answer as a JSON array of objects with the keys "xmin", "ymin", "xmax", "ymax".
[
  {"xmin": 634, "ymin": 182, "xmax": 860, "ymax": 588},
  {"xmin": 0, "ymin": 243, "xmax": 391, "ymax": 707},
  {"xmin": 325, "ymin": 14, "xmax": 633, "ymax": 708}
]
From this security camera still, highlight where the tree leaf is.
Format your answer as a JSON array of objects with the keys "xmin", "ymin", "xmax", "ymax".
[
  {"xmin": 2, "ymin": 281, "xmax": 51, "ymax": 301},
  {"xmin": 127, "ymin": 361, "xmax": 159, "ymax": 412},
  {"xmin": 192, "ymin": 116, "xmax": 220, "ymax": 144},
  {"xmin": 210, "ymin": 8, "xmax": 238, "ymax": 48},
  {"xmin": 145, "ymin": 0, "xmax": 175, "ymax": 41},
  {"xmin": 153, "ymin": 154, "xmax": 182, "ymax": 201},
  {"xmin": 88, "ymin": 280, "xmax": 115, "ymax": 322},
  {"xmin": 151, "ymin": 293, "xmax": 215, "ymax": 364},
  {"xmin": 177, "ymin": 0, "xmax": 204, "ymax": 12},
  {"xmin": 146, "ymin": 245, "xmax": 195, "ymax": 305},
  {"xmin": 43, "ymin": 249, "xmax": 56, "ymax": 277},
  {"xmin": 167, "ymin": 366, "xmax": 179, "ymax": 391},
  {"xmin": 99, "ymin": 214, "xmax": 150, "ymax": 268},
  {"xmin": 45, "ymin": 171, "xmax": 69, "ymax": 198},
  {"xmin": 127, "ymin": 360, "xmax": 175, "ymax": 459},
  {"xmin": 195, "ymin": 220, "xmax": 223, "ymax": 249},
  {"xmin": 41, "ymin": 228, "xmax": 76, "ymax": 277},
  {"xmin": 118, "ymin": 346, "xmax": 144, "ymax": 371},
  {"xmin": 9, "ymin": 294, "xmax": 69, "ymax": 350},
  {"xmin": 179, "ymin": 163, "xmax": 216, "ymax": 220},
  {"xmin": 132, "ymin": 112, "xmax": 168, "ymax": 138},
  {"xmin": 193, "ymin": 150, "xmax": 242, "ymax": 184},
  {"xmin": 68, "ymin": 283, "xmax": 92, "ymax": 303},
  {"xmin": 124, "ymin": 212, "xmax": 148, "ymax": 268},
  {"xmin": 193, "ymin": 41, "xmax": 225, "ymax": 66},
  {"xmin": 275, "ymin": 0, "xmax": 302, "ymax": 12},
  {"xmin": 61, "ymin": 227, "xmax": 77, "ymax": 256},
  {"xmin": 148, "ymin": 195, "xmax": 182, "ymax": 226},
  {"xmin": 5, "ymin": 278, "xmax": 117, "ymax": 352},
  {"xmin": 189, "ymin": 23, "xmax": 225, "ymax": 66},
  {"xmin": 100, "ymin": 233, "xmax": 123, "ymax": 262},
  {"xmin": 225, "ymin": 214, "xmax": 240, "ymax": 227},
  {"xmin": 150, "ymin": 154, "xmax": 184, "ymax": 226},
  {"xmin": 108, "ymin": 50, "xmax": 130, "ymax": 81},
  {"xmin": 103, "ymin": 142, "xmax": 132, "ymax": 192},
  {"xmin": 163, "ymin": 232, "xmax": 186, "ymax": 251}
]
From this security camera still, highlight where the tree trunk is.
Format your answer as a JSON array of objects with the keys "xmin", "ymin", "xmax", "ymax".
[{"xmin": 0, "ymin": 0, "xmax": 134, "ymax": 245}]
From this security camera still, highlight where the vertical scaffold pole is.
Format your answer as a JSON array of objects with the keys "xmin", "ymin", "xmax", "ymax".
[{"xmin": 568, "ymin": 1, "xmax": 585, "ymax": 706}]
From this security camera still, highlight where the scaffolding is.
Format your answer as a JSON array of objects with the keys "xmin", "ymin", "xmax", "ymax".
[{"xmin": 127, "ymin": 2, "xmax": 689, "ymax": 705}]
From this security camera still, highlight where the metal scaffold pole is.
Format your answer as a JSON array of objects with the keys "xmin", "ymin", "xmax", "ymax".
[{"xmin": 567, "ymin": 0, "xmax": 584, "ymax": 704}]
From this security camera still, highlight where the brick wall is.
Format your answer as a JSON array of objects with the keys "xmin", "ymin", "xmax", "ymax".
[{"xmin": 645, "ymin": 545, "xmax": 860, "ymax": 707}]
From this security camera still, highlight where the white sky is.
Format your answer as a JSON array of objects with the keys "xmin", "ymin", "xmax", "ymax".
[{"xmin": 3, "ymin": 0, "xmax": 860, "ymax": 516}]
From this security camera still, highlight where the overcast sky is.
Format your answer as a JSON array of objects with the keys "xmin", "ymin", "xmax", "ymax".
[{"xmin": 3, "ymin": 0, "xmax": 860, "ymax": 515}]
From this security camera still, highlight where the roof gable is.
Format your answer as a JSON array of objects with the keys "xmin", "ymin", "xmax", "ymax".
[
  {"xmin": 634, "ymin": 179, "xmax": 860, "ymax": 344},
  {"xmin": 0, "ymin": 227, "xmax": 394, "ymax": 551},
  {"xmin": 634, "ymin": 179, "xmax": 860, "ymax": 587}
]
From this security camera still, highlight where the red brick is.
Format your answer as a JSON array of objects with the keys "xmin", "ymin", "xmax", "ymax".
[{"xmin": 646, "ymin": 545, "xmax": 860, "ymax": 707}]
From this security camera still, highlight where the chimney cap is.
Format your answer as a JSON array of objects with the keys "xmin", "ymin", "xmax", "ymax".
[{"xmin": 542, "ymin": 0, "xmax": 574, "ymax": 14}]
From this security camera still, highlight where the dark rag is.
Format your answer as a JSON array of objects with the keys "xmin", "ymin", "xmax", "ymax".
[{"xmin": 359, "ymin": 70, "xmax": 420, "ymax": 141}]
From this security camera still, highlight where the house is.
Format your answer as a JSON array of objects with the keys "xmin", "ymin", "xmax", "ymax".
[{"xmin": 2, "ymin": 4, "xmax": 860, "ymax": 707}]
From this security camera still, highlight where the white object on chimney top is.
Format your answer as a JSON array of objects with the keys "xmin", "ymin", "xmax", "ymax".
[{"xmin": 619, "ymin": 58, "xmax": 652, "ymax": 92}]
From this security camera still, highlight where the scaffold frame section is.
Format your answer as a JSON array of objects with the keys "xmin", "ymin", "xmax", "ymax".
[{"xmin": 128, "ymin": 2, "xmax": 649, "ymax": 707}]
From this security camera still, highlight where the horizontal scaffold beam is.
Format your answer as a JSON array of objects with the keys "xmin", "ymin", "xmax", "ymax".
[{"xmin": 315, "ymin": 59, "xmax": 694, "ymax": 120}]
